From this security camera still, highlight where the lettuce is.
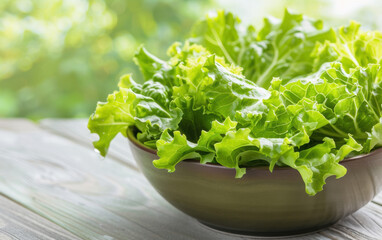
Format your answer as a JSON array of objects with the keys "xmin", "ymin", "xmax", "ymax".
[
  {"xmin": 191, "ymin": 9, "xmax": 336, "ymax": 87},
  {"xmin": 88, "ymin": 10, "xmax": 382, "ymax": 195}
]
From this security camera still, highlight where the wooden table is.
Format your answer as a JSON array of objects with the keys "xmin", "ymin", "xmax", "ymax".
[{"xmin": 0, "ymin": 119, "xmax": 381, "ymax": 240}]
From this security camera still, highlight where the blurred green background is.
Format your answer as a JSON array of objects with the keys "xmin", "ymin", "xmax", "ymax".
[{"xmin": 1, "ymin": 0, "xmax": 381, "ymax": 118}]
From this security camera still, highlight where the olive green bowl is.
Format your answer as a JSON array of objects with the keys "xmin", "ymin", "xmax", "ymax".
[{"xmin": 127, "ymin": 129, "xmax": 382, "ymax": 236}]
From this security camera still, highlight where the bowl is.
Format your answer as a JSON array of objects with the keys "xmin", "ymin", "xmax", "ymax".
[{"xmin": 127, "ymin": 128, "xmax": 382, "ymax": 236}]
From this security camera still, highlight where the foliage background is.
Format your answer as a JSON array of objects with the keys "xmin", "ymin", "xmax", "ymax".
[{"xmin": 1, "ymin": 0, "xmax": 381, "ymax": 118}]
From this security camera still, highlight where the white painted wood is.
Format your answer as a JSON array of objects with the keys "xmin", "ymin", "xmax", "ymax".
[{"xmin": 0, "ymin": 194, "xmax": 80, "ymax": 240}]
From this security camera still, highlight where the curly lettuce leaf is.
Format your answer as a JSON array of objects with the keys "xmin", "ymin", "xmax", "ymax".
[
  {"xmin": 272, "ymin": 62, "xmax": 381, "ymax": 143},
  {"xmin": 88, "ymin": 86, "xmax": 136, "ymax": 156},
  {"xmin": 201, "ymin": 55, "xmax": 271, "ymax": 118},
  {"xmin": 155, "ymin": 116, "xmax": 362, "ymax": 195},
  {"xmin": 88, "ymin": 56, "xmax": 183, "ymax": 155},
  {"xmin": 287, "ymin": 137, "xmax": 361, "ymax": 195},
  {"xmin": 364, "ymin": 119, "xmax": 382, "ymax": 152},
  {"xmin": 191, "ymin": 9, "xmax": 336, "ymax": 88},
  {"xmin": 153, "ymin": 117, "xmax": 237, "ymax": 171},
  {"xmin": 312, "ymin": 21, "xmax": 382, "ymax": 71},
  {"xmin": 191, "ymin": 11, "xmax": 240, "ymax": 65}
]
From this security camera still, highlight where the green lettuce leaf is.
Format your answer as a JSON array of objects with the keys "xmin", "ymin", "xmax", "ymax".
[
  {"xmin": 287, "ymin": 138, "xmax": 345, "ymax": 195},
  {"xmin": 153, "ymin": 117, "xmax": 237, "ymax": 171},
  {"xmin": 312, "ymin": 21, "xmax": 382, "ymax": 71},
  {"xmin": 88, "ymin": 54, "xmax": 183, "ymax": 155},
  {"xmin": 191, "ymin": 9, "xmax": 336, "ymax": 87},
  {"xmin": 88, "ymin": 85, "xmax": 136, "ymax": 156}
]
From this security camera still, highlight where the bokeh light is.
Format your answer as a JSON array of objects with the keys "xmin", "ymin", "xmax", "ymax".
[{"xmin": 0, "ymin": 0, "xmax": 381, "ymax": 118}]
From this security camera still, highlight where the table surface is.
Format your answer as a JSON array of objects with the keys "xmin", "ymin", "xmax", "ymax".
[{"xmin": 0, "ymin": 119, "xmax": 382, "ymax": 240}]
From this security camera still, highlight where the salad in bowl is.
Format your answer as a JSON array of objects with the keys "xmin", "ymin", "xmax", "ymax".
[{"xmin": 88, "ymin": 10, "xmax": 382, "ymax": 235}]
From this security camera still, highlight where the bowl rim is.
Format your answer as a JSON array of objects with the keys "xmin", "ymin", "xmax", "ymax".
[{"xmin": 126, "ymin": 127, "xmax": 382, "ymax": 170}]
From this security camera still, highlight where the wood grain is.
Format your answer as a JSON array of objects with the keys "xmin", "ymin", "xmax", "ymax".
[
  {"xmin": 0, "ymin": 194, "xmax": 80, "ymax": 240},
  {"xmin": 0, "ymin": 119, "xmax": 381, "ymax": 240},
  {"xmin": 39, "ymin": 118, "xmax": 138, "ymax": 171},
  {"xmin": 0, "ymin": 119, "xmax": 250, "ymax": 239}
]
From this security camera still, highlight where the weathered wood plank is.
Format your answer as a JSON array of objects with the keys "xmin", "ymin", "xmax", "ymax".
[
  {"xmin": 373, "ymin": 193, "xmax": 382, "ymax": 205},
  {"xmin": 327, "ymin": 203, "xmax": 382, "ymax": 240},
  {"xmin": 0, "ymin": 119, "xmax": 251, "ymax": 240},
  {"xmin": 1, "ymin": 119, "xmax": 382, "ymax": 240},
  {"xmin": 39, "ymin": 118, "xmax": 138, "ymax": 170},
  {"xmin": 0, "ymin": 194, "xmax": 80, "ymax": 240}
]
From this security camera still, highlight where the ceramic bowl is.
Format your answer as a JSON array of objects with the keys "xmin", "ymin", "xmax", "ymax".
[{"xmin": 127, "ymin": 128, "xmax": 382, "ymax": 236}]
